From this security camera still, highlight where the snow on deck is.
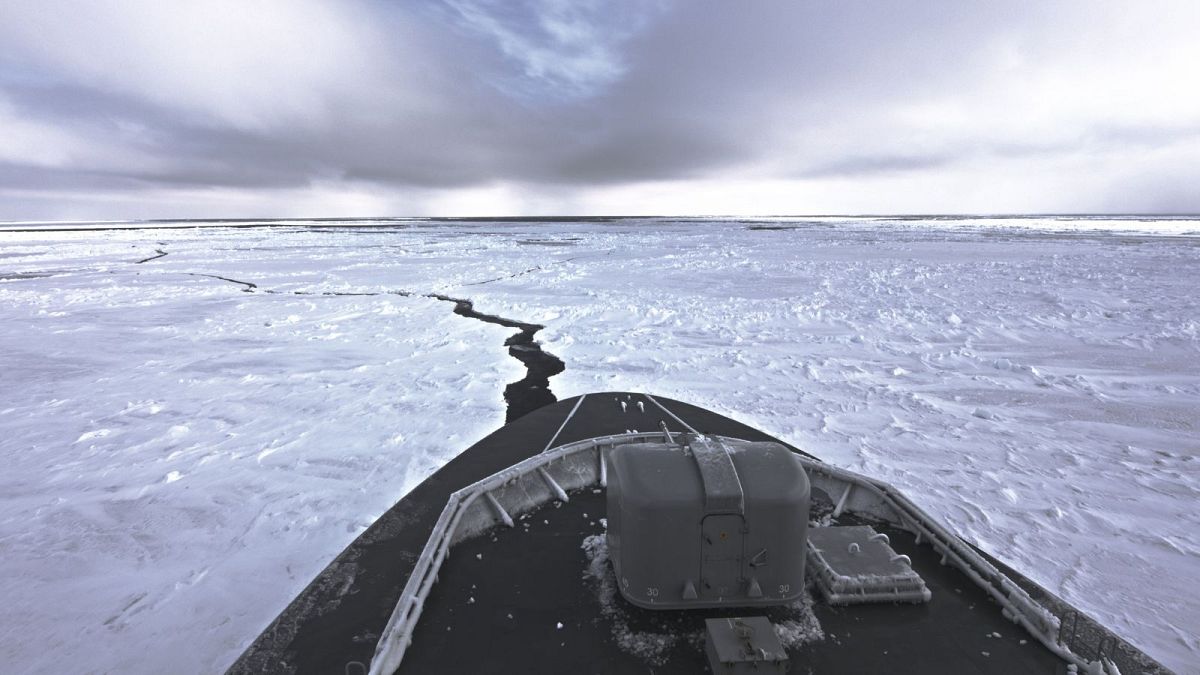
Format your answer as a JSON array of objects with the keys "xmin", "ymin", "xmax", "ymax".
[{"xmin": 0, "ymin": 217, "xmax": 1197, "ymax": 673}]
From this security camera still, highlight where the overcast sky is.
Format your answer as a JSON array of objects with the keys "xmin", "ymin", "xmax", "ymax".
[{"xmin": 1, "ymin": 1, "xmax": 1198, "ymax": 219}]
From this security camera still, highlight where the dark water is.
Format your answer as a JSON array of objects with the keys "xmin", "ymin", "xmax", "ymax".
[{"xmin": 431, "ymin": 295, "xmax": 565, "ymax": 422}]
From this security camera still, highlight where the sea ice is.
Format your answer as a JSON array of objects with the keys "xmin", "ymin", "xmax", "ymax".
[{"xmin": 0, "ymin": 216, "xmax": 1197, "ymax": 673}]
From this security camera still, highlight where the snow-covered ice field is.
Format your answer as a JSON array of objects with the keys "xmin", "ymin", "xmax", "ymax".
[{"xmin": 1, "ymin": 217, "xmax": 1198, "ymax": 673}]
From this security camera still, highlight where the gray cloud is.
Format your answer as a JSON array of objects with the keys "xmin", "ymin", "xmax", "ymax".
[
  {"xmin": 798, "ymin": 153, "xmax": 957, "ymax": 179},
  {"xmin": 1, "ymin": 0, "xmax": 1198, "ymax": 218}
]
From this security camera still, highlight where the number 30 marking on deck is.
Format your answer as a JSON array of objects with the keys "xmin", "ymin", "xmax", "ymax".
[{"xmin": 646, "ymin": 587, "xmax": 660, "ymax": 597}]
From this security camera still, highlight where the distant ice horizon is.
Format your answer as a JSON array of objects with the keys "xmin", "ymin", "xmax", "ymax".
[{"xmin": 3, "ymin": 213, "xmax": 1200, "ymax": 235}]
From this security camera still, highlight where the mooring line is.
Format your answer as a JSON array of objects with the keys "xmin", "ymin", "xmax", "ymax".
[
  {"xmin": 644, "ymin": 393, "xmax": 700, "ymax": 434},
  {"xmin": 540, "ymin": 394, "xmax": 587, "ymax": 453}
]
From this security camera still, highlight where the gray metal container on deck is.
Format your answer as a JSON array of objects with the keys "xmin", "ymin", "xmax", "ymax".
[
  {"xmin": 605, "ymin": 437, "xmax": 809, "ymax": 609},
  {"xmin": 705, "ymin": 616, "xmax": 789, "ymax": 674}
]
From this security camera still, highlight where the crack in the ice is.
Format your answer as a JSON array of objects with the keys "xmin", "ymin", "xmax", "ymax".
[
  {"xmin": 185, "ymin": 273, "xmax": 258, "ymax": 291},
  {"xmin": 180, "ymin": 272, "xmax": 562, "ymax": 421},
  {"xmin": 460, "ymin": 250, "xmax": 613, "ymax": 287},
  {"xmin": 462, "ymin": 255, "xmax": 587, "ymax": 287},
  {"xmin": 428, "ymin": 294, "xmax": 564, "ymax": 422},
  {"xmin": 135, "ymin": 249, "xmax": 169, "ymax": 264}
]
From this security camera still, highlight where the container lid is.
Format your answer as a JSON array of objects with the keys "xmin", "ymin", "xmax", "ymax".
[{"xmin": 609, "ymin": 439, "xmax": 808, "ymax": 512}]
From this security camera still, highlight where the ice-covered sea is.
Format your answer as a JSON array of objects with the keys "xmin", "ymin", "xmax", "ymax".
[{"xmin": 1, "ymin": 216, "xmax": 1198, "ymax": 674}]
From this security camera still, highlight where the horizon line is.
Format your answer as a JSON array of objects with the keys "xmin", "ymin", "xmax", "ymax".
[{"xmin": 4, "ymin": 212, "xmax": 1200, "ymax": 227}]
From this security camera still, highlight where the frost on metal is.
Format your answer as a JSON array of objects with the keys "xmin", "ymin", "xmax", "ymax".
[
  {"xmin": 806, "ymin": 525, "xmax": 931, "ymax": 605},
  {"xmin": 581, "ymin": 532, "xmax": 684, "ymax": 666},
  {"xmin": 581, "ymin": 530, "xmax": 824, "ymax": 666}
]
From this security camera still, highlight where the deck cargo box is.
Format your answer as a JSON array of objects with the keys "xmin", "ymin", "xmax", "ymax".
[
  {"xmin": 605, "ymin": 436, "xmax": 809, "ymax": 609},
  {"xmin": 705, "ymin": 616, "xmax": 789, "ymax": 674}
]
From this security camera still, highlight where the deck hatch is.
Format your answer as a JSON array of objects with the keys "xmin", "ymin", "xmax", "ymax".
[{"xmin": 806, "ymin": 525, "xmax": 931, "ymax": 605}]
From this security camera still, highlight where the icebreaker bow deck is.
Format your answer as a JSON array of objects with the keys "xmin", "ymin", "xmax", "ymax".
[{"xmin": 229, "ymin": 393, "xmax": 1170, "ymax": 675}]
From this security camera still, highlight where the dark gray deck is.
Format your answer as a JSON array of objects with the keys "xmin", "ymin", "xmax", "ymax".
[{"xmin": 228, "ymin": 393, "xmax": 1166, "ymax": 674}]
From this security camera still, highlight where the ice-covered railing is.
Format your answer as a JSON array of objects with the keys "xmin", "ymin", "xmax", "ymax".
[
  {"xmin": 369, "ymin": 429, "xmax": 1112, "ymax": 675},
  {"xmin": 797, "ymin": 457, "xmax": 1095, "ymax": 669},
  {"xmin": 368, "ymin": 430, "xmax": 664, "ymax": 675}
]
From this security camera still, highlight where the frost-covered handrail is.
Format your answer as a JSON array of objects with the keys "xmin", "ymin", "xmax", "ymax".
[
  {"xmin": 786, "ymin": 451, "xmax": 1099, "ymax": 672},
  {"xmin": 368, "ymin": 431, "xmax": 673, "ymax": 675}
]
